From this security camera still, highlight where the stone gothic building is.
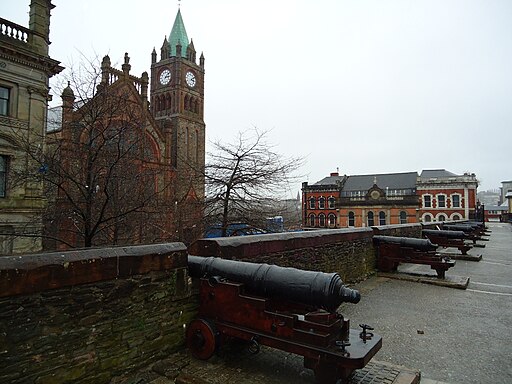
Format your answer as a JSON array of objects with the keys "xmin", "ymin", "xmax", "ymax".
[
  {"xmin": 46, "ymin": 9, "xmax": 205, "ymax": 249},
  {"xmin": 0, "ymin": 0, "xmax": 63, "ymax": 255}
]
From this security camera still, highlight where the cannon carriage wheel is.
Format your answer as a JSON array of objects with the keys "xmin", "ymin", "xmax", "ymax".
[{"xmin": 186, "ymin": 318, "xmax": 219, "ymax": 360}]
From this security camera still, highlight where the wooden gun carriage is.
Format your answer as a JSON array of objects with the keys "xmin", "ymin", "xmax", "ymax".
[
  {"xmin": 373, "ymin": 235, "xmax": 455, "ymax": 278},
  {"xmin": 186, "ymin": 256, "xmax": 382, "ymax": 384},
  {"xmin": 422, "ymin": 229, "xmax": 472, "ymax": 255}
]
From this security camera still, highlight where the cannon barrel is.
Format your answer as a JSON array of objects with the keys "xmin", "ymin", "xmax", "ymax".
[
  {"xmin": 188, "ymin": 255, "xmax": 360, "ymax": 311},
  {"xmin": 423, "ymin": 229, "xmax": 468, "ymax": 239},
  {"xmin": 442, "ymin": 224, "xmax": 475, "ymax": 233},
  {"xmin": 373, "ymin": 235, "xmax": 437, "ymax": 252}
]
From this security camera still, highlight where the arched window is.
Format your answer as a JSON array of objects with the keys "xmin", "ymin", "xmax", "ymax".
[
  {"xmin": 309, "ymin": 214, "xmax": 316, "ymax": 227},
  {"xmin": 309, "ymin": 197, "xmax": 316, "ymax": 209},
  {"xmin": 166, "ymin": 93, "xmax": 172, "ymax": 110},
  {"xmin": 423, "ymin": 214, "xmax": 432, "ymax": 222},
  {"xmin": 318, "ymin": 197, "xmax": 325, "ymax": 209},
  {"xmin": 452, "ymin": 214, "xmax": 461, "ymax": 221},
  {"xmin": 367, "ymin": 211, "xmax": 374, "ymax": 226},
  {"xmin": 328, "ymin": 196, "xmax": 336, "ymax": 209},
  {"xmin": 379, "ymin": 211, "xmax": 386, "ymax": 225},
  {"xmin": 399, "ymin": 211, "xmax": 407, "ymax": 224},
  {"xmin": 328, "ymin": 213, "xmax": 336, "ymax": 227},
  {"xmin": 348, "ymin": 211, "xmax": 355, "ymax": 227},
  {"xmin": 319, "ymin": 214, "xmax": 326, "ymax": 227},
  {"xmin": 438, "ymin": 214, "xmax": 446, "ymax": 222}
]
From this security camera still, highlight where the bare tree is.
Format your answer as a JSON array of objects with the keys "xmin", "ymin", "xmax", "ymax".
[
  {"xmin": 10, "ymin": 55, "xmax": 175, "ymax": 249},
  {"xmin": 204, "ymin": 129, "xmax": 303, "ymax": 237}
]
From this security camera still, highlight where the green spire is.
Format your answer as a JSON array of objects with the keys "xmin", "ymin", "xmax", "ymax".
[{"xmin": 169, "ymin": 9, "xmax": 189, "ymax": 57}]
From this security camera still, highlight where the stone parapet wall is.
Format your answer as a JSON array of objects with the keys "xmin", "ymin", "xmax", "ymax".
[
  {"xmin": 372, "ymin": 223, "xmax": 423, "ymax": 238},
  {"xmin": 189, "ymin": 228, "xmax": 376, "ymax": 283},
  {"xmin": 0, "ymin": 223, "xmax": 452, "ymax": 383},
  {"xmin": 0, "ymin": 243, "xmax": 197, "ymax": 384}
]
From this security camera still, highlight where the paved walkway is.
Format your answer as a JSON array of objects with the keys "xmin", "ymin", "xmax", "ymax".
[{"xmin": 113, "ymin": 222, "xmax": 512, "ymax": 384}]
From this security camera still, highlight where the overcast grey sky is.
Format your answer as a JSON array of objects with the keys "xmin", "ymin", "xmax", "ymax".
[{"xmin": 5, "ymin": 0, "xmax": 511, "ymax": 196}]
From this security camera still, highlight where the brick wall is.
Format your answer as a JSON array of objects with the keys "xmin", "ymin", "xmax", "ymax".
[{"xmin": 0, "ymin": 243, "xmax": 198, "ymax": 384}]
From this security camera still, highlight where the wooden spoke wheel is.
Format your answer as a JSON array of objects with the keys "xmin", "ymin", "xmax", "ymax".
[{"xmin": 186, "ymin": 319, "xmax": 218, "ymax": 360}]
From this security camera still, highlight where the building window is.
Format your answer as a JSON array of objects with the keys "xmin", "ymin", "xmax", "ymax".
[
  {"xmin": 452, "ymin": 194, "xmax": 461, "ymax": 208},
  {"xmin": 319, "ymin": 213, "xmax": 326, "ymax": 227},
  {"xmin": 328, "ymin": 213, "xmax": 336, "ymax": 227},
  {"xmin": 367, "ymin": 211, "xmax": 374, "ymax": 226},
  {"xmin": 318, "ymin": 197, "xmax": 325, "ymax": 209},
  {"xmin": 437, "ymin": 194, "xmax": 446, "ymax": 208},
  {"xmin": 0, "ymin": 155, "xmax": 7, "ymax": 198},
  {"xmin": 328, "ymin": 196, "xmax": 335, "ymax": 209},
  {"xmin": 309, "ymin": 214, "xmax": 316, "ymax": 227},
  {"xmin": 309, "ymin": 197, "xmax": 316, "ymax": 209},
  {"xmin": 452, "ymin": 214, "xmax": 461, "ymax": 221},
  {"xmin": 0, "ymin": 87, "xmax": 9, "ymax": 116},
  {"xmin": 423, "ymin": 195, "xmax": 432, "ymax": 208},
  {"xmin": 423, "ymin": 214, "xmax": 432, "ymax": 222},
  {"xmin": 348, "ymin": 211, "xmax": 355, "ymax": 227},
  {"xmin": 379, "ymin": 211, "xmax": 386, "ymax": 225},
  {"xmin": 399, "ymin": 211, "xmax": 407, "ymax": 224},
  {"xmin": 438, "ymin": 214, "xmax": 446, "ymax": 222}
]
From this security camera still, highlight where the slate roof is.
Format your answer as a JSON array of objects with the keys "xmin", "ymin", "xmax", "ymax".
[
  {"xmin": 343, "ymin": 172, "xmax": 418, "ymax": 191},
  {"xmin": 313, "ymin": 175, "xmax": 345, "ymax": 186},
  {"xmin": 419, "ymin": 169, "xmax": 459, "ymax": 178}
]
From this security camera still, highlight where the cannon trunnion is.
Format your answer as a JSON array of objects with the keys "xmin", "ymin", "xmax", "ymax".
[
  {"xmin": 373, "ymin": 235, "xmax": 455, "ymax": 278},
  {"xmin": 186, "ymin": 256, "xmax": 382, "ymax": 384}
]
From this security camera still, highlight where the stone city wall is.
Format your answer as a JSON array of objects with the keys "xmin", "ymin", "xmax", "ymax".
[
  {"xmin": 1, "ymin": 222, "xmax": 458, "ymax": 383},
  {"xmin": 189, "ymin": 227, "xmax": 377, "ymax": 283},
  {"xmin": 0, "ymin": 243, "xmax": 197, "ymax": 384}
]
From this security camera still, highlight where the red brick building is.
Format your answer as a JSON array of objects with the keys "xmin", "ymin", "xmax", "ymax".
[
  {"xmin": 302, "ymin": 171, "xmax": 419, "ymax": 228},
  {"xmin": 46, "ymin": 10, "xmax": 205, "ymax": 249},
  {"xmin": 417, "ymin": 170, "xmax": 478, "ymax": 222},
  {"xmin": 302, "ymin": 169, "xmax": 479, "ymax": 228}
]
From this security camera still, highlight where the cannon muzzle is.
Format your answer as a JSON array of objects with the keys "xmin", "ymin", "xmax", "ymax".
[{"xmin": 188, "ymin": 255, "xmax": 360, "ymax": 311}]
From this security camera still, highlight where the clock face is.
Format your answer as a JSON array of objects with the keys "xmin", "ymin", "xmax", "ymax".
[
  {"xmin": 185, "ymin": 71, "xmax": 196, "ymax": 87},
  {"xmin": 159, "ymin": 69, "xmax": 171, "ymax": 85}
]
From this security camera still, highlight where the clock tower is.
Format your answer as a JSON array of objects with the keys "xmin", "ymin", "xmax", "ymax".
[{"xmin": 150, "ymin": 9, "xmax": 205, "ymax": 206}]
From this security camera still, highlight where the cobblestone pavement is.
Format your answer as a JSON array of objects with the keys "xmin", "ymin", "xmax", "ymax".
[{"xmin": 114, "ymin": 222, "xmax": 512, "ymax": 384}]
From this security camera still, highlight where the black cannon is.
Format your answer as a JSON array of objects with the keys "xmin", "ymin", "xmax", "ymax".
[
  {"xmin": 422, "ymin": 229, "xmax": 472, "ymax": 255},
  {"xmin": 188, "ymin": 255, "xmax": 360, "ymax": 311},
  {"xmin": 442, "ymin": 224, "xmax": 488, "ymax": 245},
  {"xmin": 186, "ymin": 256, "xmax": 381, "ymax": 384},
  {"xmin": 373, "ymin": 235, "xmax": 455, "ymax": 278}
]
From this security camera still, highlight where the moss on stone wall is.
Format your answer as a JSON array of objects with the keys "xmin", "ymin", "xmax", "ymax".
[{"xmin": 0, "ymin": 268, "xmax": 198, "ymax": 384}]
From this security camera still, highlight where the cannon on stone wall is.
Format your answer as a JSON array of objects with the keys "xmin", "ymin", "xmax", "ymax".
[
  {"xmin": 422, "ymin": 229, "xmax": 473, "ymax": 255},
  {"xmin": 443, "ymin": 223, "xmax": 489, "ymax": 243},
  {"xmin": 373, "ymin": 235, "xmax": 455, "ymax": 278},
  {"xmin": 186, "ymin": 256, "xmax": 382, "ymax": 384}
]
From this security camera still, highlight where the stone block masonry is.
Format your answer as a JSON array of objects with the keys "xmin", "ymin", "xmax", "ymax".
[
  {"xmin": 0, "ymin": 243, "xmax": 198, "ymax": 384},
  {"xmin": 189, "ymin": 227, "xmax": 377, "ymax": 283}
]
